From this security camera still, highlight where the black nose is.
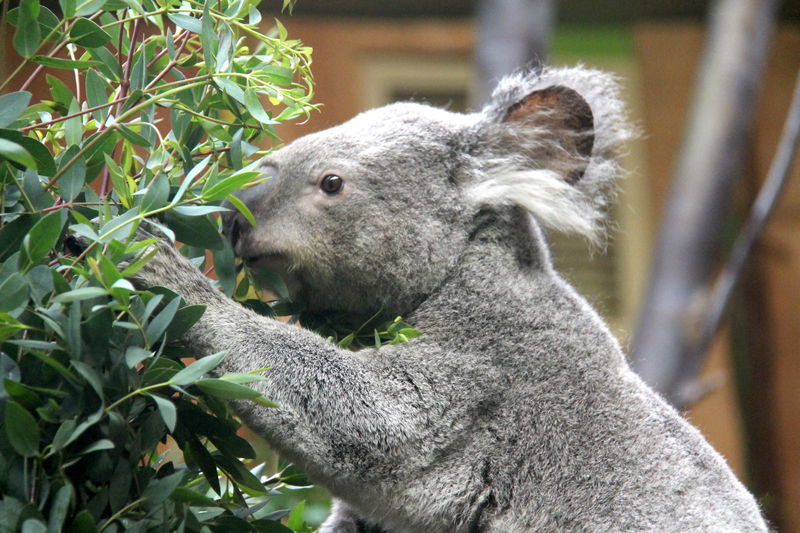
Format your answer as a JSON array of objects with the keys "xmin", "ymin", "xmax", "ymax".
[{"xmin": 221, "ymin": 167, "xmax": 279, "ymax": 250}]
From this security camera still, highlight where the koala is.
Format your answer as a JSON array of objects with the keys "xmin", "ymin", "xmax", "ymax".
[{"xmin": 130, "ymin": 66, "xmax": 768, "ymax": 532}]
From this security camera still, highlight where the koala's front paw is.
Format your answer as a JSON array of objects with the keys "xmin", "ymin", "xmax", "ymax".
[{"xmin": 121, "ymin": 221, "xmax": 217, "ymax": 304}]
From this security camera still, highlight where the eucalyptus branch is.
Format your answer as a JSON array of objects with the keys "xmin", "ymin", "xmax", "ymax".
[
  {"xmin": 14, "ymin": 12, "xmax": 104, "ymax": 93},
  {"xmin": 0, "ymin": 19, "xmax": 69, "ymax": 93},
  {"xmin": 0, "ymin": 4, "xmax": 317, "ymax": 528},
  {"xmin": 144, "ymin": 31, "xmax": 192, "ymax": 90},
  {"xmin": 46, "ymin": 79, "xmax": 212, "ymax": 190}
]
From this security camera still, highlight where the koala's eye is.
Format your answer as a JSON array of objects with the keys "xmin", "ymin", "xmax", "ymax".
[{"xmin": 320, "ymin": 174, "xmax": 344, "ymax": 195}]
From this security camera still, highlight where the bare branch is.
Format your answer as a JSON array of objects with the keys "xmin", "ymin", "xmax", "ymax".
[
  {"xmin": 688, "ymin": 68, "xmax": 800, "ymax": 378},
  {"xmin": 630, "ymin": 0, "xmax": 780, "ymax": 408}
]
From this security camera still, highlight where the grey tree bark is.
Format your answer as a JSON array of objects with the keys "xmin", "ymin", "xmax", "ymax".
[
  {"xmin": 473, "ymin": 0, "xmax": 555, "ymax": 107},
  {"xmin": 630, "ymin": 0, "xmax": 780, "ymax": 408}
]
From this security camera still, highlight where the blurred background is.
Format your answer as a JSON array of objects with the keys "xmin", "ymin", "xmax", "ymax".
[
  {"xmin": 261, "ymin": 0, "xmax": 800, "ymax": 530},
  {"xmin": 4, "ymin": 0, "xmax": 799, "ymax": 529}
]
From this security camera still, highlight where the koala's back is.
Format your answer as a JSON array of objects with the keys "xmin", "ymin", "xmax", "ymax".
[
  {"xmin": 488, "ymin": 370, "xmax": 765, "ymax": 532},
  {"xmin": 366, "ymin": 232, "xmax": 768, "ymax": 533}
]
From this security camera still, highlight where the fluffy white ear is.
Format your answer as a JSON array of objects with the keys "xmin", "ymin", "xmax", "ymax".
[{"xmin": 467, "ymin": 66, "xmax": 632, "ymax": 240}]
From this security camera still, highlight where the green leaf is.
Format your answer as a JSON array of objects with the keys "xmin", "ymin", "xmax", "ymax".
[
  {"xmin": 217, "ymin": 373, "xmax": 267, "ymax": 385},
  {"xmin": 0, "ymin": 129, "xmax": 57, "ymax": 176},
  {"xmin": 195, "ymin": 378, "xmax": 261, "ymax": 400},
  {"xmin": 171, "ymin": 351, "xmax": 226, "ymax": 386},
  {"xmin": 64, "ymin": 99, "xmax": 82, "ymax": 147},
  {"xmin": 142, "ymin": 358, "xmax": 182, "ymax": 386},
  {"xmin": 168, "ymin": 14, "xmax": 202, "ymax": 34},
  {"xmin": 202, "ymin": 171, "xmax": 260, "ymax": 202},
  {"xmin": 4, "ymin": 380, "xmax": 41, "ymax": 409},
  {"xmin": 0, "ymin": 215, "xmax": 35, "ymax": 261},
  {"xmin": 31, "ymin": 56, "xmax": 100, "ymax": 69},
  {"xmin": 124, "ymin": 346, "xmax": 152, "ymax": 367},
  {"xmin": 38, "ymin": 7, "xmax": 60, "ymax": 39},
  {"xmin": 88, "ymin": 47, "xmax": 123, "ymax": 80},
  {"xmin": 262, "ymin": 65, "xmax": 294, "ymax": 86},
  {"xmin": 139, "ymin": 173, "xmax": 170, "ymax": 214},
  {"xmin": 170, "ymin": 487, "xmax": 217, "ymax": 507},
  {"xmin": 99, "ymin": 208, "xmax": 140, "ymax": 242},
  {"xmin": 70, "ymin": 18, "xmax": 111, "ymax": 48},
  {"xmin": 77, "ymin": 438, "xmax": 115, "ymax": 455},
  {"xmin": 75, "ymin": 0, "xmax": 107, "ymax": 17},
  {"xmin": 13, "ymin": 0, "xmax": 42, "ymax": 58},
  {"xmin": 51, "ymin": 419, "xmax": 77, "ymax": 451},
  {"xmin": 47, "ymin": 484, "xmax": 73, "ymax": 533},
  {"xmin": 172, "ymin": 205, "xmax": 229, "ymax": 216},
  {"xmin": 59, "ymin": 0, "xmax": 77, "ymax": 18},
  {"xmin": 21, "ymin": 519, "xmax": 47, "ymax": 533},
  {"xmin": 58, "ymin": 153, "xmax": 87, "ymax": 203},
  {"xmin": 214, "ymin": 76, "xmax": 246, "ymax": 104},
  {"xmin": 244, "ymin": 89, "xmax": 276, "ymax": 124},
  {"xmin": 67, "ymin": 511, "xmax": 97, "ymax": 533},
  {"xmin": 250, "ymin": 265, "xmax": 290, "ymax": 300},
  {"xmin": 164, "ymin": 211, "xmax": 224, "ymax": 250},
  {"xmin": 248, "ymin": 6, "xmax": 262, "ymax": 25},
  {"xmin": 225, "ymin": 193, "xmax": 256, "ymax": 227},
  {"xmin": 286, "ymin": 501, "xmax": 305, "ymax": 531},
  {"xmin": 116, "ymin": 123, "xmax": 150, "ymax": 147},
  {"xmin": 20, "ymin": 211, "xmax": 63, "ymax": 271},
  {"xmin": 212, "ymin": 238, "xmax": 237, "ymax": 296},
  {"xmin": 144, "ymin": 294, "xmax": 180, "ymax": 344},
  {"xmin": 200, "ymin": 1, "xmax": 217, "ymax": 68},
  {"xmin": 47, "ymin": 75, "xmax": 74, "ymax": 108},
  {"xmin": 142, "ymin": 470, "xmax": 184, "ymax": 508},
  {"xmin": 0, "ymin": 91, "xmax": 31, "ymax": 128},
  {"xmin": 214, "ymin": 455, "xmax": 265, "ymax": 493},
  {"xmin": 0, "ymin": 273, "xmax": 29, "ymax": 312},
  {"xmin": 252, "ymin": 395, "xmax": 280, "ymax": 408},
  {"xmin": 0, "ymin": 138, "xmax": 36, "ymax": 168},
  {"xmin": 85, "ymin": 69, "xmax": 108, "ymax": 122},
  {"xmin": 8, "ymin": 340, "xmax": 59, "ymax": 351},
  {"xmin": 71, "ymin": 361, "xmax": 104, "ymax": 397},
  {"xmin": 147, "ymin": 393, "xmax": 177, "ymax": 432},
  {"xmin": 229, "ymin": 127, "xmax": 244, "ymax": 169},
  {"xmin": 165, "ymin": 304, "xmax": 205, "ymax": 340},
  {"xmin": 4, "ymin": 400, "xmax": 40, "ymax": 457},
  {"xmin": 52, "ymin": 286, "xmax": 108, "ymax": 303},
  {"xmin": 171, "ymin": 155, "xmax": 211, "ymax": 206}
]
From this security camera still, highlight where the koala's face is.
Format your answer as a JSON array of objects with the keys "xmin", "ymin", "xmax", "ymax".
[
  {"xmin": 223, "ymin": 67, "xmax": 628, "ymax": 318},
  {"xmin": 224, "ymin": 103, "xmax": 477, "ymax": 317}
]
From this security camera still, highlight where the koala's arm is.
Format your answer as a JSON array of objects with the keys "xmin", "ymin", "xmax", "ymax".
[{"xmin": 131, "ymin": 236, "xmax": 426, "ymax": 483}]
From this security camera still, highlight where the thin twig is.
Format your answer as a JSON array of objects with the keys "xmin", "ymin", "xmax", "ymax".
[
  {"xmin": 16, "ymin": 11, "xmax": 103, "ymax": 92},
  {"xmin": 146, "ymin": 30, "xmax": 189, "ymax": 70},
  {"xmin": 21, "ymin": 96, "xmax": 128, "ymax": 132},
  {"xmin": 688, "ymin": 68, "xmax": 800, "ymax": 373},
  {"xmin": 144, "ymin": 31, "xmax": 191, "ymax": 91},
  {"xmin": 22, "ymin": 74, "xmax": 213, "ymax": 132}
]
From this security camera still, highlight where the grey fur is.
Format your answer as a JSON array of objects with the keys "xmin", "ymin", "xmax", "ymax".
[{"xmin": 129, "ymin": 66, "xmax": 767, "ymax": 532}]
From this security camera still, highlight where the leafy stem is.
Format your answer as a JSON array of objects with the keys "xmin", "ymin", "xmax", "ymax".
[
  {"xmin": 105, "ymin": 382, "xmax": 170, "ymax": 413},
  {"xmin": 45, "ymin": 78, "xmax": 212, "ymax": 190}
]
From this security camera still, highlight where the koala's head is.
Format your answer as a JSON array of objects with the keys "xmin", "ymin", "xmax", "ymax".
[{"xmin": 223, "ymin": 67, "xmax": 630, "ymax": 317}]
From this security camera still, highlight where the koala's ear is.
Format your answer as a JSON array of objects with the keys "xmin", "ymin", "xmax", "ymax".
[
  {"xmin": 500, "ymin": 85, "xmax": 595, "ymax": 183},
  {"xmin": 467, "ymin": 67, "xmax": 632, "ymax": 239}
]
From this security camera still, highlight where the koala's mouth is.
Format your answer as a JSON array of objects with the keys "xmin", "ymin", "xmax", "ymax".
[
  {"xmin": 244, "ymin": 253, "xmax": 289, "ymax": 270},
  {"xmin": 245, "ymin": 253, "xmax": 302, "ymax": 299}
]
